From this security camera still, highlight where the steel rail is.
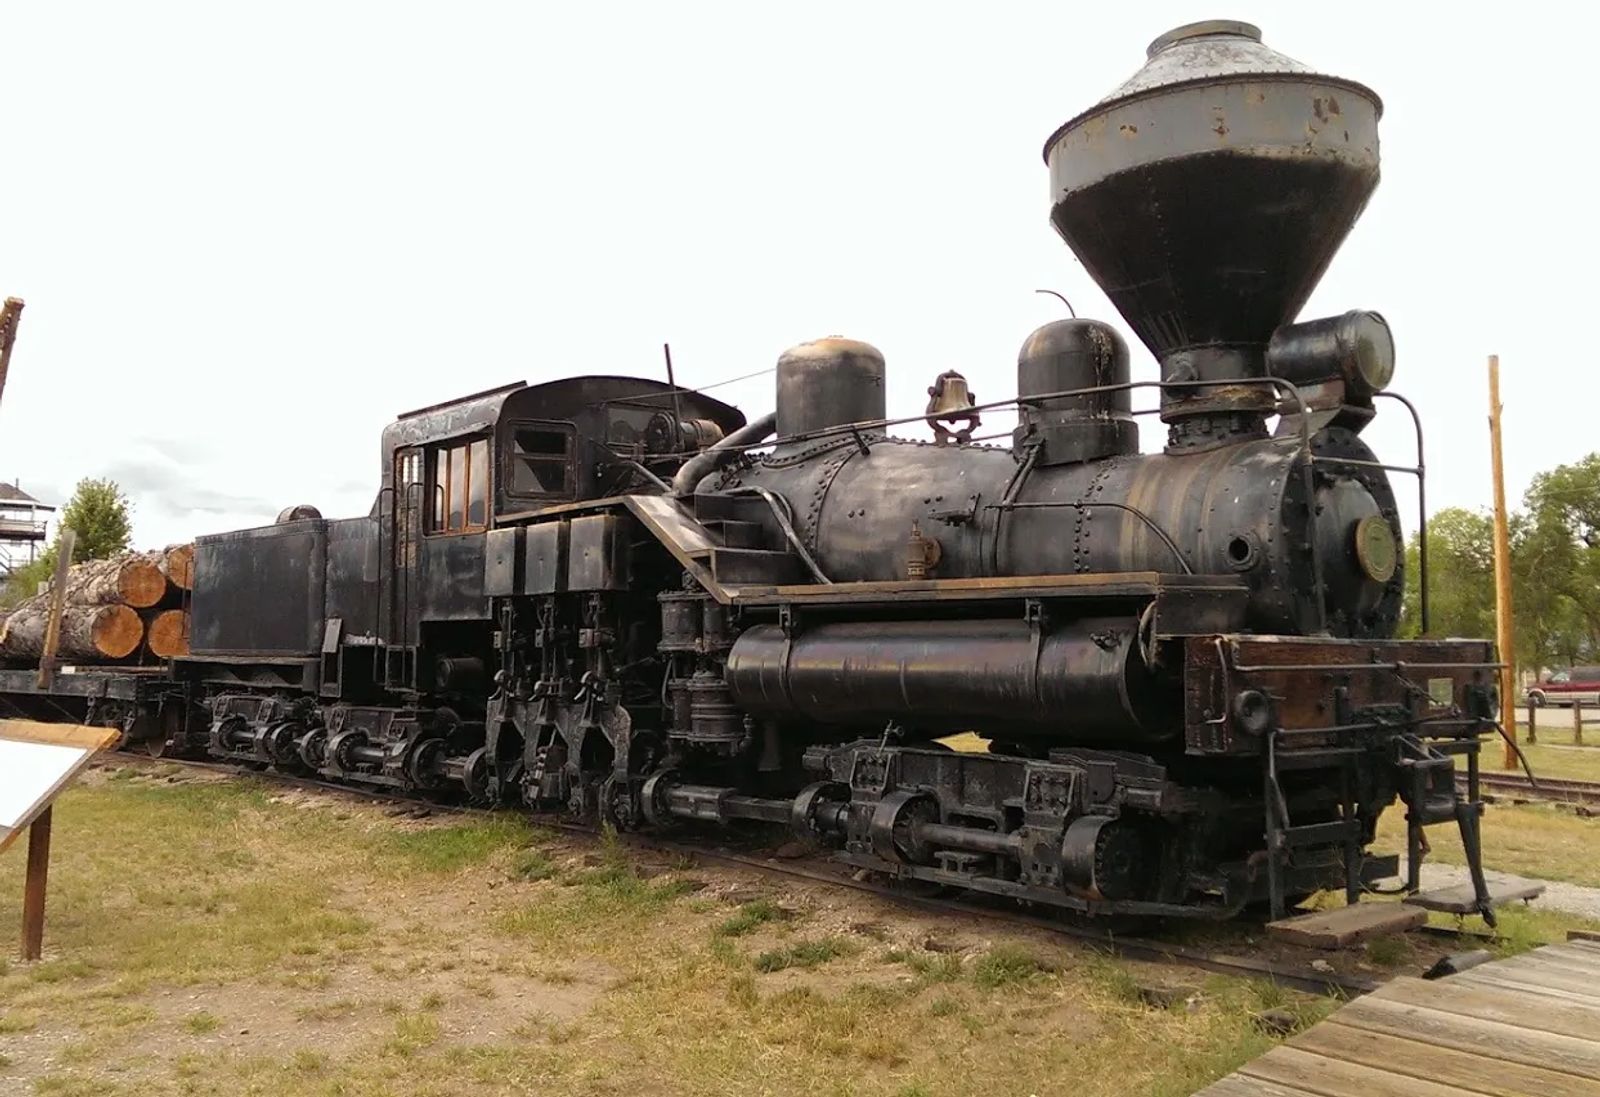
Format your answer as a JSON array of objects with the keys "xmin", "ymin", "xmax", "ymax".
[{"xmin": 1462, "ymin": 770, "xmax": 1600, "ymax": 806}]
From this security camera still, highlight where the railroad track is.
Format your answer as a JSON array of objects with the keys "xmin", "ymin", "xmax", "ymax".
[
  {"xmin": 1463, "ymin": 770, "xmax": 1600, "ymax": 806},
  {"xmin": 94, "ymin": 752, "xmax": 1493, "ymax": 999}
]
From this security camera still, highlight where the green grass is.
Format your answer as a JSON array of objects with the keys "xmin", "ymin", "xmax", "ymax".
[
  {"xmin": 753, "ymin": 937, "xmax": 853, "ymax": 973},
  {"xmin": 970, "ymin": 943, "xmax": 1055, "ymax": 988},
  {"xmin": 366, "ymin": 816, "xmax": 532, "ymax": 873},
  {"xmin": 383, "ymin": 1012, "xmax": 443, "ymax": 1057},
  {"xmin": 182, "ymin": 1010, "xmax": 220, "ymax": 1035},
  {"xmin": 714, "ymin": 898, "xmax": 792, "ymax": 938},
  {"xmin": 16, "ymin": 765, "xmax": 1596, "ymax": 1097},
  {"xmin": 1363, "ymin": 936, "xmax": 1409, "ymax": 968},
  {"xmin": 1375, "ymin": 799, "xmax": 1600, "ymax": 888},
  {"xmin": 1513, "ymin": 718, "xmax": 1600, "ymax": 781},
  {"xmin": 883, "ymin": 946, "xmax": 964, "ymax": 983},
  {"xmin": 509, "ymin": 846, "xmax": 560, "ymax": 881}
]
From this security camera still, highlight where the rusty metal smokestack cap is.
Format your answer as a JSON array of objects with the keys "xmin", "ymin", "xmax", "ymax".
[
  {"xmin": 1042, "ymin": 22, "xmax": 1383, "ymax": 423},
  {"xmin": 1050, "ymin": 20, "xmax": 1381, "ymax": 147},
  {"xmin": 1147, "ymin": 19, "xmax": 1261, "ymax": 56}
]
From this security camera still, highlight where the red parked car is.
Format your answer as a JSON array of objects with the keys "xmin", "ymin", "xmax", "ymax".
[{"xmin": 1527, "ymin": 667, "xmax": 1600, "ymax": 707}]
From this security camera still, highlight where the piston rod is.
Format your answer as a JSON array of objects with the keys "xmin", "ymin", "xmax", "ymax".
[
  {"xmin": 650, "ymin": 777, "xmax": 1028, "ymax": 866},
  {"xmin": 916, "ymin": 822, "xmax": 1024, "ymax": 858},
  {"xmin": 349, "ymin": 743, "xmax": 387, "ymax": 767}
]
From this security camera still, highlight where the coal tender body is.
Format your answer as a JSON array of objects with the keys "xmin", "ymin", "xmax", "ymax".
[{"xmin": 44, "ymin": 22, "xmax": 1498, "ymax": 922}]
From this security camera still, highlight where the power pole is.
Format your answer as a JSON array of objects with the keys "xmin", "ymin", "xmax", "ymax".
[
  {"xmin": 1487, "ymin": 355, "xmax": 1517, "ymax": 768},
  {"xmin": 0, "ymin": 297, "xmax": 25, "ymax": 411}
]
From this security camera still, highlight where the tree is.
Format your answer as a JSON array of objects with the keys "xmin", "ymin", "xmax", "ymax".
[
  {"xmin": 1398, "ymin": 507, "xmax": 1496, "ymax": 640},
  {"xmin": 1399, "ymin": 456, "xmax": 1600, "ymax": 678},
  {"xmin": 1519, "ymin": 454, "xmax": 1600, "ymax": 663},
  {"xmin": 1, "ymin": 478, "xmax": 133, "ymax": 605},
  {"xmin": 55, "ymin": 477, "xmax": 133, "ymax": 562}
]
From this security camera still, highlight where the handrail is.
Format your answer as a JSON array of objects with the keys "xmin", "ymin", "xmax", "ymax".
[{"xmin": 1373, "ymin": 391, "xmax": 1429, "ymax": 635}]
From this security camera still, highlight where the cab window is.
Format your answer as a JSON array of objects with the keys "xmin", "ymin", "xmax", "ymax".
[
  {"xmin": 508, "ymin": 421, "xmax": 576, "ymax": 499},
  {"xmin": 428, "ymin": 437, "xmax": 490, "ymax": 534}
]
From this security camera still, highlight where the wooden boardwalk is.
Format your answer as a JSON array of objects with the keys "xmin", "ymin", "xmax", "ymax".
[{"xmin": 1197, "ymin": 938, "xmax": 1600, "ymax": 1096}]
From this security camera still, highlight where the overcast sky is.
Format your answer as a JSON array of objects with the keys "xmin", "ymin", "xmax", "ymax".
[{"xmin": 0, "ymin": 3, "xmax": 1590, "ymax": 548}]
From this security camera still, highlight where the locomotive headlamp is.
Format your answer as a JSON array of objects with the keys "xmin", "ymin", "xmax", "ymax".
[
  {"xmin": 1353, "ymin": 515, "xmax": 1399, "ymax": 583},
  {"xmin": 1267, "ymin": 311, "xmax": 1395, "ymax": 398}
]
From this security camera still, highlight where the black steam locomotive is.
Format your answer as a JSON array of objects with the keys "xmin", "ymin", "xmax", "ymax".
[{"xmin": 2, "ymin": 21, "xmax": 1500, "ymax": 921}]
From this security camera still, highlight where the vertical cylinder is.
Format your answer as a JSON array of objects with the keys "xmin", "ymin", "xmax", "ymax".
[
  {"xmin": 1015, "ymin": 319, "xmax": 1138, "ymax": 465},
  {"xmin": 775, "ymin": 338, "xmax": 886, "ymax": 439}
]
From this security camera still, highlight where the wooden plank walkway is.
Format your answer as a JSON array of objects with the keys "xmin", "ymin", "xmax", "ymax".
[{"xmin": 1195, "ymin": 939, "xmax": 1600, "ymax": 1096}]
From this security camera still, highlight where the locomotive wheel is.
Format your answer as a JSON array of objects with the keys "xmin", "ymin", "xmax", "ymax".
[
  {"xmin": 406, "ymin": 737, "xmax": 448, "ymax": 791},
  {"xmin": 1061, "ymin": 816, "xmax": 1149, "ymax": 902},
  {"xmin": 259, "ymin": 721, "xmax": 302, "ymax": 767},
  {"xmin": 869, "ymin": 789, "xmax": 940, "ymax": 865},
  {"xmin": 600, "ymin": 776, "xmax": 642, "ymax": 832},
  {"xmin": 460, "ymin": 747, "xmax": 494, "ymax": 804},
  {"xmin": 297, "ymin": 727, "xmax": 329, "ymax": 770}
]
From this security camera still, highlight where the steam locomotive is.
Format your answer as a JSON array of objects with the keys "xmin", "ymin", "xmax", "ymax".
[{"xmin": 2, "ymin": 21, "xmax": 1500, "ymax": 921}]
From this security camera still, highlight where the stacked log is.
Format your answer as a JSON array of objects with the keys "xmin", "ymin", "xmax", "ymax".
[
  {"xmin": 0, "ymin": 544, "xmax": 196, "ymax": 664},
  {"xmin": 69, "ymin": 552, "xmax": 167, "ymax": 608},
  {"xmin": 146, "ymin": 543, "xmax": 195, "ymax": 660},
  {"xmin": 0, "ymin": 599, "xmax": 143, "ymax": 661},
  {"xmin": 145, "ymin": 608, "xmax": 190, "ymax": 659},
  {"xmin": 161, "ymin": 543, "xmax": 194, "ymax": 592}
]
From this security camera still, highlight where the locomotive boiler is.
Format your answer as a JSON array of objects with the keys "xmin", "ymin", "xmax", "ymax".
[{"xmin": 0, "ymin": 21, "xmax": 1500, "ymax": 922}]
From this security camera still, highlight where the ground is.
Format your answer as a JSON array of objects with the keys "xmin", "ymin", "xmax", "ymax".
[
  {"xmin": 1, "ymin": 761, "xmax": 1597, "ymax": 1097},
  {"xmin": 1509, "ymin": 712, "xmax": 1600, "ymax": 782}
]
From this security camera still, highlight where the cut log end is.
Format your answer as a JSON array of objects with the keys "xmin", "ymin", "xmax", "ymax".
[
  {"xmin": 146, "ymin": 609, "xmax": 190, "ymax": 659},
  {"xmin": 119, "ymin": 557, "xmax": 167, "ymax": 609},
  {"xmin": 163, "ymin": 544, "xmax": 195, "ymax": 591},
  {"xmin": 92, "ymin": 604, "xmax": 144, "ymax": 660},
  {"xmin": 57, "ymin": 551, "xmax": 170, "ymax": 608}
]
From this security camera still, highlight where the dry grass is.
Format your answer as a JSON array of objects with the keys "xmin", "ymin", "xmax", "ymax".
[
  {"xmin": 3, "ymin": 762, "xmax": 1598, "ymax": 1096},
  {"xmin": 0, "ymin": 764, "xmax": 1356, "ymax": 1097},
  {"xmin": 1508, "ymin": 718, "xmax": 1600, "ymax": 782},
  {"xmin": 1374, "ymin": 797, "xmax": 1600, "ymax": 889}
]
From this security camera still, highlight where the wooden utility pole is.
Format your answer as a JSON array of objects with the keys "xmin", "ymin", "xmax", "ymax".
[
  {"xmin": 0, "ymin": 297, "xmax": 25, "ymax": 410},
  {"xmin": 1488, "ymin": 355, "xmax": 1518, "ymax": 769}
]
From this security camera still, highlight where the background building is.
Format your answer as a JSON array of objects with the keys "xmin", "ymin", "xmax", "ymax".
[{"xmin": 0, "ymin": 481, "xmax": 53, "ymax": 582}]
